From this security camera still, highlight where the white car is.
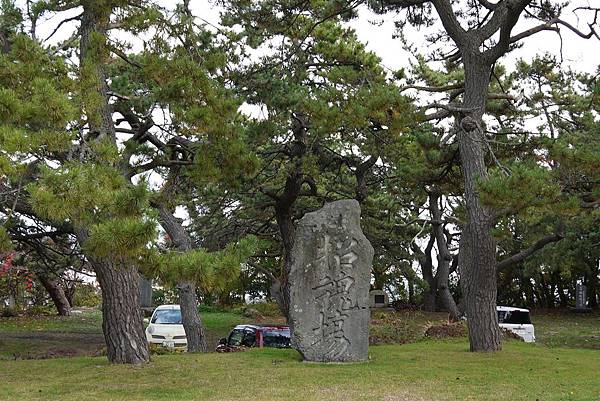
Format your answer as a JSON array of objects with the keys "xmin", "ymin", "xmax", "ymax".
[
  {"xmin": 145, "ymin": 304, "xmax": 187, "ymax": 348},
  {"xmin": 497, "ymin": 306, "xmax": 535, "ymax": 343}
]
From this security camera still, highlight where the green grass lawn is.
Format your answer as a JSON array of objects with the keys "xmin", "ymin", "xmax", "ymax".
[
  {"xmin": 532, "ymin": 309, "xmax": 600, "ymax": 349},
  {"xmin": 0, "ymin": 309, "xmax": 250, "ymax": 360},
  {"xmin": 1, "ymin": 341, "xmax": 599, "ymax": 401},
  {"xmin": 1, "ymin": 308, "xmax": 600, "ymax": 401},
  {"xmin": 201, "ymin": 311, "xmax": 251, "ymax": 347},
  {"xmin": 0, "ymin": 310, "xmax": 102, "ymax": 333}
]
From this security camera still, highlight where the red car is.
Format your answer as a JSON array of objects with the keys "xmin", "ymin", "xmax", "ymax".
[{"xmin": 216, "ymin": 324, "xmax": 291, "ymax": 352}]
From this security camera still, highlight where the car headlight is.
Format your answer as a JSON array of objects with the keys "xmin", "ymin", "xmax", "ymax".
[{"xmin": 147, "ymin": 325, "xmax": 154, "ymax": 334}]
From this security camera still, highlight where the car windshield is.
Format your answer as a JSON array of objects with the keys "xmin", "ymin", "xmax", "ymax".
[
  {"xmin": 498, "ymin": 310, "xmax": 531, "ymax": 324},
  {"xmin": 263, "ymin": 330, "xmax": 290, "ymax": 348},
  {"xmin": 151, "ymin": 309, "xmax": 182, "ymax": 324},
  {"xmin": 228, "ymin": 329, "xmax": 245, "ymax": 346}
]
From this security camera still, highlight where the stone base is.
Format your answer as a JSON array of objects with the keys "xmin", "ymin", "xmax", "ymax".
[{"xmin": 571, "ymin": 307, "xmax": 593, "ymax": 313}]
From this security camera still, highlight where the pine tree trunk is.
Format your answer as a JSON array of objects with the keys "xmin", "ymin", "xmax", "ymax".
[
  {"xmin": 422, "ymin": 290, "xmax": 437, "ymax": 312},
  {"xmin": 587, "ymin": 262, "xmax": 599, "ymax": 308},
  {"xmin": 429, "ymin": 191, "xmax": 460, "ymax": 320},
  {"xmin": 155, "ymin": 203, "xmax": 209, "ymax": 352},
  {"xmin": 178, "ymin": 281, "xmax": 208, "ymax": 352},
  {"xmin": 94, "ymin": 259, "xmax": 149, "ymax": 364},
  {"xmin": 275, "ymin": 206, "xmax": 295, "ymax": 321},
  {"xmin": 77, "ymin": 1, "xmax": 149, "ymax": 364},
  {"xmin": 557, "ymin": 277, "xmax": 568, "ymax": 307},
  {"xmin": 37, "ymin": 273, "xmax": 71, "ymax": 316},
  {"xmin": 413, "ymin": 236, "xmax": 436, "ymax": 311},
  {"xmin": 77, "ymin": 226, "xmax": 149, "ymax": 364},
  {"xmin": 458, "ymin": 57, "xmax": 501, "ymax": 352}
]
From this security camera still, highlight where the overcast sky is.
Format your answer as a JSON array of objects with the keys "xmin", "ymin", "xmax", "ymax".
[
  {"xmin": 26, "ymin": 0, "xmax": 600, "ymax": 75},
  {"xmin": 346, "ymin": 2, "xmax": 600, "ymax": 74},
  {"xmin": 183, "ymin": 1, "xmax": 600, "ymax": 74}
]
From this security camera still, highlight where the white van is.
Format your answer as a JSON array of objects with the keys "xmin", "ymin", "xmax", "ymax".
[{"xmin": 497, "ymin": 306, "xmax": 535, "ymax": 343}]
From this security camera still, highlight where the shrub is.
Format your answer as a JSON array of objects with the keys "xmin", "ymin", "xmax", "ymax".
[
  {"xmin": 1, "ymin": 306, "xmax": 19, "ymax": 317},
  {"xmin": 23, "ymin": 305, "xmax": 54, "ymax": 316},
  {"xmin": 72, "ymin": 283, "xmax": 101, "ymax": 307},
  {"xmin": 148, "ymin": 343, "xmax": 185, "ymax": 355},
  {"xmin": 248, "ymin": 302, "xmax": 282, "ymax": 317}
]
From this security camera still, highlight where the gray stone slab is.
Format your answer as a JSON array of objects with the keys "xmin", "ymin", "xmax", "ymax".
[{"xmin": 289, "ymin": 199, "xmax": 373, "ymax": 362}]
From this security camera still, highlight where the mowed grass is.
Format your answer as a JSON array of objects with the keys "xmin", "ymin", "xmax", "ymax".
[
  {"xmin": 201, "ymin": 311, "xmax": 251, "ymax": 347},
  {"xmin": 1, "ymin": 341, "xmax": 599, "ymax": 401},
  {"xmin": 532, "ymin": 309, "xmax": 600, "ymax": 349},
  {"xmin": 0, "ymin": 309, "xmax": 250, "ymax": 359},
  {"xmin": 0, "ymin": 310, "xmax": 102, "ymax": 333},
  {"xmin": 1, "ymin": 309, "xmax": 600, "ymax": 400}
]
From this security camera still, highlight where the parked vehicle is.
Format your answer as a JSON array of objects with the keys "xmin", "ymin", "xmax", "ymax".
[
  {"xmin": 144, "ymin": 304, "xmax": 187, "ymax": 348},
  {"xmin": 217, "ymin": 324, "xmax": 291, "ymax": 352},
  {"xmin": 497, "ymin": 306, "xmax": 535, "ymax": 343}
]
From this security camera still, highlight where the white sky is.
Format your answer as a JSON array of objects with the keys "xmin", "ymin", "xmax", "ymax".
[
  {"xmin": 25, "ymin": 0, "xmax": 600, "ymax": 75},
  {"xmin": 347, "ymin": 2, "xmax": 600, "ymax": 74}
]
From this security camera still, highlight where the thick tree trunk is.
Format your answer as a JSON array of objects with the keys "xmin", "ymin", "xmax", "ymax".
[
  {"xmin": 178, "ymin": 281, "xmax": 208, "ymax": 352},
  {"xmin": 156, "ymin": 204, "xmax": 209, "ymax": 352},
  {"xmin": 94, "ymin": 259, "xmax": 149, "ymax": 364},
  {"xmin": 267, "ymin": 115, "xmax": 314, "ymax": 320},
  {"xmin": 76, "ymin": 226, "xmax": 149, "ymax": 364},
  {"xmin": 458, "ymin": 57, "xmax": 501, "ymax": 352},
  {"xmin": 79, "ymin": 3, "xmax": 149, "ymax": 364},
  {"xmin": 37, "ymin": 273, "xmax": 71, "ymax": 316},
  {"xmin": 422, "ymin": 290, "xmax": 437, "ymax": 312}
]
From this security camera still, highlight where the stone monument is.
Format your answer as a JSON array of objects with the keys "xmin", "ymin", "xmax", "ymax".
[
  {"xmin": 574, "ymin": 283, "xmax": 591, "ymax": 312},
  {"xmin": 289, "ymin": 199, "xmax": 373, "ymax": 362}
]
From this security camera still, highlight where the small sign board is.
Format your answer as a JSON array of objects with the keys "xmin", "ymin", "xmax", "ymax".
[
  {"xmin": 369, "ymin": 290, "xmax": 389, "ymax": 308},
  {"xmin": 138, "ymin": 275, "xmax": 153, "ymax": 308}
]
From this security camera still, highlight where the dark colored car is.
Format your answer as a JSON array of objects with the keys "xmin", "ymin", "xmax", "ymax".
[{"xmin": 216, "ymin": 324, "xmax": 291, "ymax": 352}]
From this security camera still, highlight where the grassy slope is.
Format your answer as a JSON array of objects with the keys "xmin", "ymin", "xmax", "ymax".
[
  {"xmin": 0, "ymin": 310, "xmax": 102, "ymax": 333},
  {"xmin": 201, "ymin": 312, "xmax": 251, "ymax": 347},
  {"xmin": 532, "ymin": 309, "xmax": 600, "ymax": 349},
  {"xmin": 1, "ymin": 341, "xmax": 599, "ymax": 401}
]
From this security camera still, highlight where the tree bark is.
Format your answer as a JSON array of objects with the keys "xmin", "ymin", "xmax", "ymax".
[
  {"xmin": 274, "ymin": 204, "xmax": 295, "ymax": 320},
  {"xmin": 178, "ymin": 281, "xmax": 208, "ymax": 352},
  {"xmin": 426, "ymin": 0, "xmax": 532, "ymax": 352},
  {"xmin": 93, "ymin": 258, "xmax": 150, "ymax": 364},
  {"xmin": 37, "ymin": 273, "xmax": 71, "ymax": 316},
  {"xmin": 586, "ymin": 262, "xmax": 599, "ymax": 308},
  {"xmin": 457, "ymin": 55, "xmax": 502, "ymax": 352},
  {"xmin": 412, "ymin": 236, "xmax": 436, "ymax": 311},
  {"xmin": 429, "ymin": 191, "xmax": 460, "ymax": 320},
  {"xmin": 556, "ymin": 277, "xmax": 568, "ymax": 308},
  {"xmin": 155, "ymin": 203, "xmax": 209, "ymax": 352},
  {"xmin": 77, "ymin": 2, "xmax": 149, "ymax": 364}
]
